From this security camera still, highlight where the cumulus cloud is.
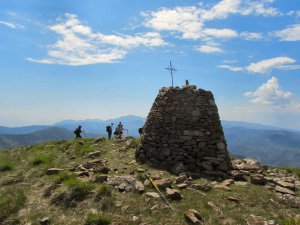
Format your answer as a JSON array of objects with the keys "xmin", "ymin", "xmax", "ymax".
[
  {"xmin": 244, "ymin": 77, "xmax": 293, "ymax": 106},
  {"xmin": 246, "ymin": 57, "xmax": 296, "ymax": 74},
  {"xmin": 142, "ymin": 0, "xmax": 280, "ymax": 41},
  {"xmin": 273, "ymin": 24, "xmax": 300, "ymax": 41},
  {"xmin": 218, "ymin": 64, "xmax": 244, "ymax": 71},
  {"xmin": 197, "ymin": 44, "xmax": 223, "ymax": 53},
  {"xmin": 28, "ymin": 13, "xmax": 167, "ymax": 66}
]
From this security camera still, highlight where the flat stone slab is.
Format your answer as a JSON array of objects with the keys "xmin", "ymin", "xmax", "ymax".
[
  {"xmin": 46, "ymin": 168, "xmax": 64, "ymax": 175},
  {"xmin": 145, "ymin": 192, "xmax": 160, "ymax": 198},
  {"xmin": 275, "ymin": 185, "xmax": 295, "ymax": 195}
]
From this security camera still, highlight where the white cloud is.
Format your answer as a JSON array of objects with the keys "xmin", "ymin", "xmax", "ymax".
[
  {"xmin": 197, "ymin": 45, "xmax": 223, "ymax": 53},
  {"xmin": 0, "ymin": 20, "xmax": 19, "ymax": 29},
  {"xmin": 203, "ymin": 28, "xmax": 238, "ymax": 39},
  {"xmin": 143, "ymin": 6, "xmax": 204, "ymax": 40},
  {"xmin": 244, "ymin": 76, "xmax": 293, "ymax": 105},
  {"xmin": 240, "ymin": 31, "xmax": 263, "ymax": 40},
  {"xmin": 218, "ymin": 64, "xmax": 243, "ymax": 71},
  {"xmin": 28, "ymin": 14, "xmax": 167, "ymax": 66},
  {"xmin": 273, "ymin": 24, "xmax": 300, "ymax": 41},
  {"xmin": 246, "ymin": 57, "xmax": 296, "ymax": 74},
  {"xmin": 141, "ymin": 0, "xmax": 279, "ymax": 47}
]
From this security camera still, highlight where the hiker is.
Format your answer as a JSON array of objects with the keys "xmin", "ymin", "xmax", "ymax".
[
  {"xmin": 74, "ymin": 125, "xmax": 82, "ymax": 139},
  {"xmin": 138, "ymin": 127, "xmax": 143, "ymax": 136},
  {"xmin": 106, "ymin": 123, "xmax": 113, "ymax": 140},
  {"xmin": 115, "ymin": 122, "xmax": 124, "ymax": 138}
]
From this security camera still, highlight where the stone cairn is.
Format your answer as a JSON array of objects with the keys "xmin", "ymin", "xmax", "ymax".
[{"xmin": 136, "ymin": 84, "xmax": 231, "ymax": 177}]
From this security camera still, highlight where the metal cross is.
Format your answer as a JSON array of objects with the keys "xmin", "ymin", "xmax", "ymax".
[{"xmin": 165, "ymin": 61, "xmax": 177, "ymax": 87}]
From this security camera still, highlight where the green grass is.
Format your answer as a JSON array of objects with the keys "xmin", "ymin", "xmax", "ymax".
[
  {"xmin": 85, "ymin": 213, "xmax": 111, "ymax": 225},
  {"xmin": 0, "ymin": 187, "xmax": 26, "ymax": 221},
  {"xmin": 282, "ymin": 218, "xmax": 300, "ymax": 225},
  {"xmin": 63, "ymin": 177, "xmax": 96, "ymax": 202}
]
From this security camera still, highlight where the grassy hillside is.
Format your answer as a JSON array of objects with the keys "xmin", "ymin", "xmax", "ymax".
[
  {"xmin": 0, "ymin": 138, "xmax": 299, "ymax": 225},
  {"xmin": 0, "ymin": 127, "xmax": 74, "ymax": 149}
]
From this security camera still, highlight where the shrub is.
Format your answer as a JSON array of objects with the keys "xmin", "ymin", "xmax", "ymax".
[
  {"xmin": 85, "ymin": 213, "xmax": 111, "ymax": 225},
  {"xmin": 0, "ymin": 187, "xmax": 26, "ymax": 221},
  {"xmin": 0, "ymin": 163, "xmax": 13, "ymax": 172},
  {"xmin": 64, "ymin": 178, "xmax": 95, "ymax": 202}
]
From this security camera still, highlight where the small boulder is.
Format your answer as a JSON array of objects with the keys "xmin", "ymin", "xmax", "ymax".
[
  {"xmin": 135, "ymin": 181, "xmax": 145, "ymax": 193},
  {"xmin": 176, "ymin": 175, "xmax": 188, "ymax": 184},
  {"xmin": 166, "ymin": 188, "xmax": 182, "ymax": 200},
  {"xmin": 184, "ymin": 209, "xmax": 203, "ymax": 225},
  {"xmin": 46, "ymin": 168, "xmax": 64, "ymax": 175},
  {"xmin": 93, "ymin": 175, "xmax": 108, "ymax": 183},
  {"xmin": 275, "ymin": 185, "xmax": 295, "ymax": 195},
  {"xmin": 87, "ymin": 151, "xmax": 101, "ymax": 158},
  {"xmin": 275, "ymin": 180, "xmax": 295, "ymax": 190},
  {"xmin": 153, "ymin": 178, "xmax": 172, "ymax": 190},
  {"xmin": 40, "ymin": 217, "xmax": 50, "ymax": 225},
  {"xmin": 250, "ymin": 174, "xmax": 266, "ymax": 185},
  {"xmin": 145, "ymin": 192, "xmax": 160, "ymax": 198}
]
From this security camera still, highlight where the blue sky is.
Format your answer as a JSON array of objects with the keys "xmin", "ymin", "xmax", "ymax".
[{"xmin": 0, "ymin": 0, "xmax": 300, "ymax": 129}]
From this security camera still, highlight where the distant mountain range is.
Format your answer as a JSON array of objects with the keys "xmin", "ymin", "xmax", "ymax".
[
  {"xmin": 0, "ymin": 127, "xmax": 74, "ymax": 149},
  {"xmin": 0, "ymin": 116, "xmax": 300, "ymax": 167}
]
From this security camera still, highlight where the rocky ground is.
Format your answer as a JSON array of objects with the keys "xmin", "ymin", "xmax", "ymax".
[{"xmin": 0, "ymin": 137, "xmax": 299, "ymax": 225}]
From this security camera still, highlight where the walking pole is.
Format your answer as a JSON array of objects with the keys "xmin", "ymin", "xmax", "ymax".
[
  {"xmin": 82, "ymin": 130, "xmax": 87, "ymax": 138},
  {"xmin": 145, "ymin": 174, "xmax": 174, "ymax": 212}
]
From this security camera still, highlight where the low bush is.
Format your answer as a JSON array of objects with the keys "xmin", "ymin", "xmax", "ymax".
[
  {"xmin": 85, "ymin": 213, "xmax": 111, "ymax": 225},
  {"xmin": 0, "ymin": 187, "xmax": 26, "ymax": 221}
]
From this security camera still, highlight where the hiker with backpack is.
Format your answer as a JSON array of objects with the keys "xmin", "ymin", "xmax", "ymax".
[
  {"xmin": 114, "ymin": 122, "xmax": 124, "ymax": 138},
  {"xmin": 74, "ymin": 125, "xmax": 82, "ymax": 139},
  {"xmin": 106, "ymin": 123, "xmax": 113, "ymax": 140}
]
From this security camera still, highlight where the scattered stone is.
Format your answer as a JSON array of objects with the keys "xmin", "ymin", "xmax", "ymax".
[
  {"xmin": 177, "ymin": 183, "xmax": 188, "ymax": 189},
  {"xmin": 176, "ymin": 175, "xmax": 188, "ymax": 184},
  {"xmin": 234, "ymin": 181, "xmax": 248, "ymax": 186},
  {"xmin": 132, "ymin": 216, "xmax": 139, "ymax": 222},
  {"xmin": 191, "ymin": 183, "xmax": 213, "ymax": 191},
  {"xmin": 136, "ymin": 168, "xmax": 145, "ymax": 173},
  {"xmin": 184, "ymin": 209, "xmax": 203, "ymax": 225},
  {"xmin": 153, "ymin": 178, "xmax": 172, "ymax": 190},
  {"xmin": 74, "ymin": 171, "xmax": 89, "ymax": 177},
  {"xmin": 250, "ymin": 174, "xmax": 267, "ymax": 185},
  {"xmin": 214, "ymin": 184, "xmax": 231, "ymax": 191},
  {"xmin": 222, "ymin": 179, "xmax": 234, "ymax": 186},
  {"xmin": 207, "ymin": 201, "xmax": 219, "ymax": 212},
  {"xmin": 93, "ymin": 175, "xmax": 108, "ymax": 183},
  {"xmin": 166, "ymin": 188, "xmax": 182, "ymax": 200},
  {"xmin": 145, "ymin": 192, "xmax": 160, "ymax": 198},
  {"xmin": 46, "ymin": 168, "xmax": 64, "ymax": 175},
  {"xmin": 87, "ymin": 151, "xmax": 101, "ymax": 158},
  {"xmin": 150, "ymin": 204, "xmax": 159, "ymax": 211},
  {"xmin": 40, "ymin": 217, "xmax": 50, "ymax": 225},
  {"xmin": 231, "ymin": 170, "xmax": 247, "ymax": 181},
  {"xmin": 92, "ymin": 137, "xmax": 106, "ymax": 143},
  {"xmin": 275, "ymin": 185, "xmax": 295, "ymax": 195},
  {"xmin": 118, "ymin": 183, "xmax": 128, "ymax": 192},
  {"xmin": 227, "ymin": 196, "xmax": 240, "ymax": 203},
  {"xmin": 275, "ymin": 180, "xmax": 295, "ymax": 190},
  {"xmin": 135, "ymin": 181, "xmax": 145, "ymax": 193},
  {"xmin": 245, "ymin": 214, "xmax": 277, "ymax": 225}
]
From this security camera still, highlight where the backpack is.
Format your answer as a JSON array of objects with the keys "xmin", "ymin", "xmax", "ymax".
[{"xmin": 106, "ymin": 126, "xmax": 111, "ymax": 132}]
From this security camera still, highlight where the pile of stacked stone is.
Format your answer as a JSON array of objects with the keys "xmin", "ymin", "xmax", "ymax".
[{"xmin": 136, "ymin": 84, "xmax": 231, "ymax": 177}]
